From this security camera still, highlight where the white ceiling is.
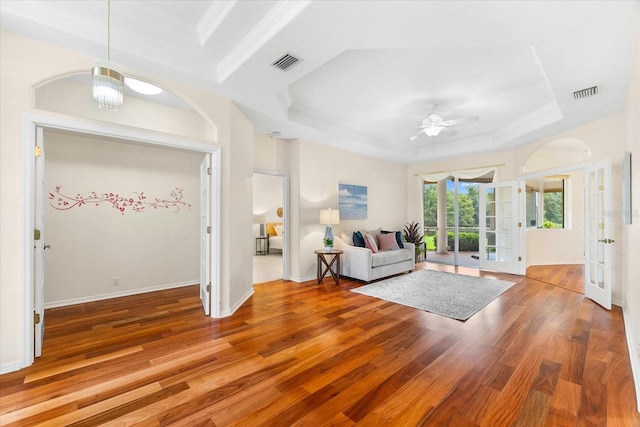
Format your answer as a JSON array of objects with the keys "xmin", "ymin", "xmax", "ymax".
[{"xmin": 1, "ymin": 0, "xmax": 638, "ymax": 164}]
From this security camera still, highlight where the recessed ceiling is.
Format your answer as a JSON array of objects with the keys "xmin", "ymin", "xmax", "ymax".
[{"xmin": 1, "ymin": 0, "xmax": 637, "ymax": 164}]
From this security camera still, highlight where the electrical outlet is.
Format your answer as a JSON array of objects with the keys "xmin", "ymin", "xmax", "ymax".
[{"xmin": 113, "ymin": 276, "xmax": 120, "ymax": 286}]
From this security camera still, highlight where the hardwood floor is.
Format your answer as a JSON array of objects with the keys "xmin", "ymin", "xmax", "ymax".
[
  {"xmin": 526, "ymin": 264, "xmax": 585, "ymax": 294},
  {"xmin": 1, "ymin": 263, "xmax": 638, "ymax": 426}
]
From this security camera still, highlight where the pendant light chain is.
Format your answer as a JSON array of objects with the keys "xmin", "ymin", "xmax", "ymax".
[{"xmin": 107, "ymin": 0, "xmax": 111, "ymax": 61}]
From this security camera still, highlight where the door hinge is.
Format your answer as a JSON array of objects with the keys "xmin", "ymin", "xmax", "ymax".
[
  {"xmin": 34, "ymin": 228, "xmax": 41, "ymax": 241},
  {"xmin": 518, "ymin": 188, "xmax": 522, "ymax": 193},
  {"xmin": 35, "ymin": 146, "xmax": 43, "ymax": 157},
  {"xmin": 206, "ymin": 283, "xmax": 211, "ymax": 293},
  {"xmin": 206, "ymin": 225, "xmax": 212, "ymax": 234},
  {"xmin": 207, "ymin": 167, "xmax": 211, "ymax": 176},
  {"xmin": 518, "ymin": 222, "xmax": 522, "ymax": 227},
  {"xmin": 34, "ymin": 311, "xmax": 41, "ymax": 325},
  {"xmin": 518, "ymin": 256, "xmax": 522, "ymax": 261}
]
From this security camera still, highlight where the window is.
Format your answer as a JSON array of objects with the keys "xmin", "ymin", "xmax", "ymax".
[{"xmin": 526, "ymin": 177, "xmax": 565, "ymax": 228}]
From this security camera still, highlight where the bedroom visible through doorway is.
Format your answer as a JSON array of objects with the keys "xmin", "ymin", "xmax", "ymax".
[{"xmin": 253, "ymin": 172, "xmax": 285, "ymax": 283}]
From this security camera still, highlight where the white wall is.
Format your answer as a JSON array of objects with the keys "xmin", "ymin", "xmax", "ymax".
[
  {"xmin": 623, "ymin": 12, "xmax": 640, "ymax": 410},
  {"xmin": 44, "ymin": 131, "xmax": 201, "ymax": 306},
  {"xmin": 0, "ymin": 30, "xmax": 254, "ymax": 373},
  {"xmin": 253, "ymin": 174, "xmax": 284, "ymax": 224}
]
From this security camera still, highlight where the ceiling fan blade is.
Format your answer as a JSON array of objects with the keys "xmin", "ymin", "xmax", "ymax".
[
  {"xmin": 439, "ymin": 127, "xmax": 458, "ymax": 137},
  {"xmin": 443, "ymin": 116, "xmax": 479, "ymax": 126}
]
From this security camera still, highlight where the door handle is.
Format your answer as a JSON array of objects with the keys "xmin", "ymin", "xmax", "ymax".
[
  {"xmin": 597, "ymin": 239, "xmax": 614, "ymax": 244},
  {"xmin": 44, "ymin": 244, "xmax": 51, "ymax": 250}
]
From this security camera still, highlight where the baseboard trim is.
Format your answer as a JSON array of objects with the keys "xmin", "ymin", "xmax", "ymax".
[
  {"xmin": 44, "ymin": 281, "xmax": 197, "ymax": 309},
  {"xmin": 622, "ymin": 304, "xmax": 640, "ymax": 412},
  {"xmin": 290, "ymin": 275, "xmax": 315, "ymax": 283},
  {"xmin": 221, "ymin": 288, "xmax": 254, "ymax": 317},
  {"xmin": 0, "ymin": 360, "xmax": 24, "ymax": 375}
]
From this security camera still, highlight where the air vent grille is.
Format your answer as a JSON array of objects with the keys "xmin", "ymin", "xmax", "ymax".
[
  {"xmin": 271, "ymin": 52, "xmax": 302, "ymax": 71},
  {"xmin": 573, "ymin": 85, "xmax": 598, "ymax": 99}
]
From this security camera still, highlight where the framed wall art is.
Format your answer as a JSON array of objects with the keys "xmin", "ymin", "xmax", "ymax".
[{"xmin": 338, "ymin": 183, "xmax": 367, "ymax": 220}]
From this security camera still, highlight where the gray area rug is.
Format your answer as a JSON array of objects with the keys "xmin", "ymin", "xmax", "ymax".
[{"xmin": 351, "ymin": 269, "xmax": 515, "ymax": 321}]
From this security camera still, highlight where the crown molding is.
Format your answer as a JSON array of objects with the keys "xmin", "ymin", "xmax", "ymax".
[
  {"xmin": 197, "ymin": 0, "xmax": 237, "ymax": 46},
  {"xmin": 216, "ymin": 0, "xmax": 311, "ymax": 82}
]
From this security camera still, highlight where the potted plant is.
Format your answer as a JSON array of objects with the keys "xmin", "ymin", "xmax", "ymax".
[
  {"xmin": 403, "ymin": 221, "xmax": 425, "ymax": 262},
  {"xmin": 324, "ymin": 237, "xmax": 334, "ymax": 252}
]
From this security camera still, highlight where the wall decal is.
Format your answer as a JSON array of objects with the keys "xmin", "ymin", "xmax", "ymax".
[{"xmin": 49, "ymin": 185, "xmax": 191, "ymax": 215}]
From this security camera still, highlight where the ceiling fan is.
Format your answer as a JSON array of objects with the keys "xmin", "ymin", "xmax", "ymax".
[{"xmin": 409, "ymin": 108, "xmax": 478, "ymax": 141}]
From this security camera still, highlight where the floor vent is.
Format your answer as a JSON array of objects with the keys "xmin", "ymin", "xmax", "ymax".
[
  {"xmin": 271, "ymin": 52, "xmax": 302, "ymax": 71},
  {"xmin": 573, "ymin": 85, "xmax": 598, "ymax": 99}
]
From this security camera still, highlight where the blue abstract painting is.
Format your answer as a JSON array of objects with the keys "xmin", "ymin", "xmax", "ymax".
[{"xmin": 338, "ymin": 183, "xmax": 367, "ymax": 220}]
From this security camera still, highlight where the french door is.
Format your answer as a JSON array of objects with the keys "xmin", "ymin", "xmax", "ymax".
[
  {"xmin": 479, "ymin": 181, "xmax": 524, "ymax": 275},
  {"xmin": 584, "ymin": 159, "xmax": 612, "ymax": 309}
]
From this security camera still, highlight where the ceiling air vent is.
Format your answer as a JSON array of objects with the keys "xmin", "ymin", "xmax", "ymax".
[
  {"xmin": 271, "ymin": 52, "xmax": 302, "ymax": 71},
  {"xmin": 573, "ymin": 85, "xmax": 598, "ymax": 100}
]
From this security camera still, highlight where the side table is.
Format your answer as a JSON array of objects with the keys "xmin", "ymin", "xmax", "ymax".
[
  {"xmin": 255, "ymin": 237, "xmax": 269, "ymax": 255},
  {"xmin": 314, "ymin": 249, "xmax": 343, "ymax": 285}
]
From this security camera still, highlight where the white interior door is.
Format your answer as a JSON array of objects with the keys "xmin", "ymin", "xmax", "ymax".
[
  {"xmin": 34, "ymin": 127, "xmax": 46, "ymax": 357},
  {"xmin": 200, "ymin": 154, "xmax": 211, "ymax": 315},
  {"xmin": 584, "ymin": 159, "xmax": 612, "ymax": 310},
  {"xmin": 479, "ymin": 181, "xmax": 523, "ymax": 275}
]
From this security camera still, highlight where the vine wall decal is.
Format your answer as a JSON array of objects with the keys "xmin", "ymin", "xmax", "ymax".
[{"xmin": 49, "ymin": 185, "xmax": 192, "ymax": 215}]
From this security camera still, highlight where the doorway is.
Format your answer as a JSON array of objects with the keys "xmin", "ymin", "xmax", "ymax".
[
  {"xmin": 252, "ymin": 171, "xmax": 288, "ymax": 283},
  {"xmin": 24, "ymin": 113, "xmax": 221, "ymax": 367},
  {"xmin": 423, "ymin": 172, "xmax": 493, "ymax": 268}
]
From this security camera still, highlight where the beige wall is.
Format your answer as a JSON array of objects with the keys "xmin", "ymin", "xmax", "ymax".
[
  {"xmin": 0, "ymin": 30, "xmax": 254, "ymax": 372},
  {"xmin": 44, "ymin": 132, "xmax": 201, "ymax": 306},
  {"xmin": 291, "ymin": 139, "xmax": 409, "ymax": 281}
]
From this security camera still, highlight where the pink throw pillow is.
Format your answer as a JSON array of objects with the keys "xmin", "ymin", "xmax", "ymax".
[
  {"xmin": 364, "ymin": 233, "xmax": 379, "ymax": 253},
  {"xmin": 378, "ymin": 232, "xmax": 400, "ymax": 250}
]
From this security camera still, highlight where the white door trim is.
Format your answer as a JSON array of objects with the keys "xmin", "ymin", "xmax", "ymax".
[{"xmin": 20, "ymin": 111, "xmax": 222, "ymax": 369}]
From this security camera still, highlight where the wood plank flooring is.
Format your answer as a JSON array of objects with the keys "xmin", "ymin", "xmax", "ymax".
[
  {"xmin": 526, "ymin": 264, "xmax": 585, "ymax": 294},
  {"xmin": 1, "ymin": 263, "xmax": 638, "ymax": 426}
]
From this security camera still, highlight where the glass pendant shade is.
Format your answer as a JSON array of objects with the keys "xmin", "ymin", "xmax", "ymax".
[{"xmin": 92, "ymin": 59, "xmax": 124, "ymax": 111}]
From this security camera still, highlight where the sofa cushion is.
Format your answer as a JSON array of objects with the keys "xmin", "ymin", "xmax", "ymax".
[
  {"xmin": 367, "ymin": 227, "xmax": 382, "ymax": 245},
  {"xmin": 381, "ymin": 230, "xmax": 404, "ymax": 248},
  {"xmin": 378, "ymin": 232, "xmax": 400, "ymax": 250},
  {"xmin": 372, "ymin": 248, "xmax": 412, "ymax": 267},
  {"xmin": 364, "ymin": 233, "xmax": 379, "ymax": 253},
  {"xmin": 341, "ymin": 230, "xmax": 354, "ymax": 246},
  {"xmin": 353, "ymin": 231, "xmax": 366, "ymax": 247}
]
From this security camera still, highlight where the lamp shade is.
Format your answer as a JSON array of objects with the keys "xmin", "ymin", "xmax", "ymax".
[
  {"xmin": 253, "ymin": 213, "xmax": 266, "ymax": 224},
  {"xmin": 319, "ymin": 208, "xmax": 340, "ymax": 225}
]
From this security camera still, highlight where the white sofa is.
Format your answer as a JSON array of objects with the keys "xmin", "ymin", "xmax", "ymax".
[{"xmin": 334, "ymin": 235, "xmax": 415, "ymax": 282}]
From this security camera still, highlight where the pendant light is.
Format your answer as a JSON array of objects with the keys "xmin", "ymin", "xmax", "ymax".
[{"xmin": 92, "ymin": 0, "xmax": 123, "ymax": 111}]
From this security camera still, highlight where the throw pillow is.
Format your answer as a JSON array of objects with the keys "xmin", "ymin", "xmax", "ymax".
[
  {"xmin": 341, "ymin": 230, "xmax": 354, "ymax": 246},
  {"xmin": 353, "ymin": 231, "xmax": 366, "ymax": 248},
  {"xmin": 364, "ymin": 233, "xmax": 379, "ymax": 253},
  {"xmin": 381, "ymin": 230, "xmax": 404, "ymax": 248},
  {"xmin": 274, "ymin": 225, "xmax": 283, "ymax": 236},
  {"xmin": 367, "ymin": 227, "xmax": 382, "ymax": 245},
  {"xmin": 378, "ymin": 232, "xmax": 400, "ymax": 250}
]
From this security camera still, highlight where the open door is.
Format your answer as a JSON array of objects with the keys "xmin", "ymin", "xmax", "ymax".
[
  {"xmin": 200, "ymin": 154, "xmax": 211, "ymax": 315},
  {"xmin": 479, "ymin": 181, "xmax": 523, "ymax": 275},
  {"xmin": 584, "ymin": 159, "xmax": 612, "ymax": 310},
  {"xmin": 34, "ymin": 127, "xmax": 46, "ymax": 357}
]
